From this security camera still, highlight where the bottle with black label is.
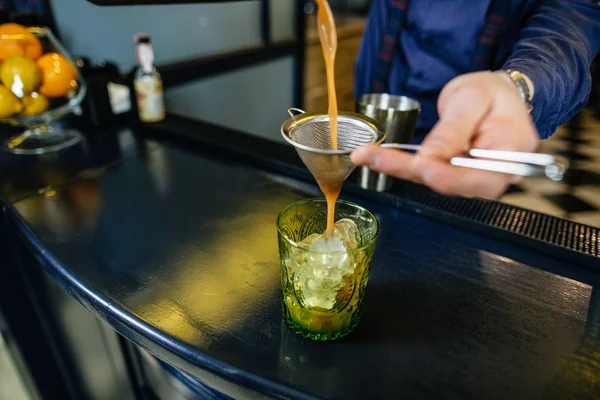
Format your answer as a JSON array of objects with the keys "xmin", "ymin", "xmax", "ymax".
[{"xmin": 133, "ymin": 33, "xmax": 165, "ymax": 123}]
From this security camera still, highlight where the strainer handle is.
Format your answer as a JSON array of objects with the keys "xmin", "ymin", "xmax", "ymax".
[
  {"xmin": 381, "ymin": 143, "xmax": 568, "ymax": 181},
  {"xmin": 288, "ymin": 108, "xmax": 306, "ymax": 118}
]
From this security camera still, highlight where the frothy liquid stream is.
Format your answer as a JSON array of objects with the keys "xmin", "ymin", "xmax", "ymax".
[
  {"xmin": 315, "ymin": 0, "xmax": 339, "ymax": 237},
  {"xmin": 319, "ymin": 180, "xmax": 343, "ymax": 237}
]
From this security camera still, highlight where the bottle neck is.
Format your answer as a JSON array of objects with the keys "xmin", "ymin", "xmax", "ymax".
[{"xmin": 136, "ymin": 43, "xmax": 155, "ymax": 73}]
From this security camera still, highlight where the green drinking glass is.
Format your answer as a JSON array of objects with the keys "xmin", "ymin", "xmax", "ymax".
[{"xmin": 276, "ymin": 198, "xmax": 379, "ymax": 341}]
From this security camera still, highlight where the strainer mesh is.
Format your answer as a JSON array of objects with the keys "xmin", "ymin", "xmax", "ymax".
[
  {"xmin": 283, "ymin": 114, "xmax": 384, "ymax": 185},
  {"xmin": 289, "ymin": 117, "xmax": 378, "ymax": 151}
]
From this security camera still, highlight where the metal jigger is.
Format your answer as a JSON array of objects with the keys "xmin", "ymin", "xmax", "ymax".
[{"xmin": 356, "ymin": 94, "xmax": 421, "ymax": 192}]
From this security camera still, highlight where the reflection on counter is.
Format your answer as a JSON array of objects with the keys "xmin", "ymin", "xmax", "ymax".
[
  {"xmin": 144, "ymin": 144, "xmax": 171, "ymax": 196},
  {"xmin": 0, "ymin": 125, "xmax": 146, "ymax": 203},
  {"xmin": 16, "ymin": 179, "xmax": 102, "ymax": 238},
  {"xmin": 278, "ymin": 324, "xmax": 344, "ymax": 399},
  {"xmin": 126, "ymin": 182, "xmax": 301, "ymax": 345}
]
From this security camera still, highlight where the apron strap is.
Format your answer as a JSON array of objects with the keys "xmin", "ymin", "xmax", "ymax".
[
  {"xmin": 370, "ymin": 0, "xmax": 512, "ymax": 93},
  {"xmin": 370, "ymin": 0, "xmax": 411, "ymax": 93},
  {"xmin": 471, "ymin": 0, "xmax": 513, "ymax": 71}
]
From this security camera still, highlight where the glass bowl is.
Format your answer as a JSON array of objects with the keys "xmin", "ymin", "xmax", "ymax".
[{"xmin": 0, "ymin": 26, "xmax": 87, "ymax": 155}]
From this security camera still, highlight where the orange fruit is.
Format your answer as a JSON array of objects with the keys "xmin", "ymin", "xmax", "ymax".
[
  {"xmin": 0, "ymin": 56, "xmax": 42, "ymax": 96},
  {"xmin": 21, "ymin": 93, "xmax": 49, "ymax": 116},
  {"xmin": 0, "ymin": 23, "xmax": 42, "ymax": 61},
  {"xmin": 37, "ymin": 52, "xmax": 78, "ymax": 98},
  {"xmin": 0, "ymin": 85, "xmax": 22, "ymax": 118}
]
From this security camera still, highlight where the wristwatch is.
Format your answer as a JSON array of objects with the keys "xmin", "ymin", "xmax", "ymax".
[{"xmin": 498, "ymin": 69, "xmax": 534, "ymax": 113}]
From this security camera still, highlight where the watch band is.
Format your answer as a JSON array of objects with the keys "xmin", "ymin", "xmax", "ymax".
[{"xmin": 498, "ymin": 69, "xmax": 534, "ymax": 113}]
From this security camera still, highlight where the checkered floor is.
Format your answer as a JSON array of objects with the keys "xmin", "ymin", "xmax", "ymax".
[{"xmin": 501, "ymin": 109, "xmax": 600, "ymax": 228}]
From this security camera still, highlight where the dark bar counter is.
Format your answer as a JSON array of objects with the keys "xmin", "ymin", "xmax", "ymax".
[{"xmin": 1, "ymin": 117, "xmax": 600, "ymax": 400}]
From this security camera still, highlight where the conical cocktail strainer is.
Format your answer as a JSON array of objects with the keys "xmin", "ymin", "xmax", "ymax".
[
  {"xmin": 281, "ymin": 108, "xmax": 568, "ymax": 183},
  {"xmin": 281, "ymin": 108, "xmax": 387, "ymax": 186}
]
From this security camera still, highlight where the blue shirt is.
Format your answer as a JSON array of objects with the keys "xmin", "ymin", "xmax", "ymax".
[{"xmin": 355, "ymin": 0, "xmax": 600, "ymax": 139}]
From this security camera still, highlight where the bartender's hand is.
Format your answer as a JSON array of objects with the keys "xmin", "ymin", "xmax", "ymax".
[{"xmin": 351, "ymin": 71, "xmax": 539, "ymax": 199}]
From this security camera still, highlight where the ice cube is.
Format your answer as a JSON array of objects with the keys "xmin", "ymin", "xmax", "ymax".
[
  {"xmin": 308, "ymin": 236, "xmax": 346, "ymax": 252},
  {"xmin": 293, "ymin": 234, "xmax": 356, "ymax": 311},
  {"xmin": 298, "ymin": 218, "xmax": 361, "ymax": 250},
  {"xmin": 288, "ymin": 219, "xmax": 363, "ymax": 311},
  {"xmin": 332, "ymin": 218, "xmax": 362, "ymax": 250},
  {"xmin": 300, "ymin": 233, "xmax": 322, "ymax": 246}
]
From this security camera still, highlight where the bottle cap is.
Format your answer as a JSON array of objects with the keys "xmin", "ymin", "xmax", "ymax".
[{"xmin": 133, "ymin": 33, "xmax": 151, "ymax": 45}]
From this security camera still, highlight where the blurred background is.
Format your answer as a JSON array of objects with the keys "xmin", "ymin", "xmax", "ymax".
[{"xmin": 0, "ymin": 1, "xmax": 600, "ymax": 398}]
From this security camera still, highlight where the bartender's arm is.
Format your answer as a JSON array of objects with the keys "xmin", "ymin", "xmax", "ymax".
[{"xmin": 352, "ymin": 0, "xmax": 600, "ymax": 198}]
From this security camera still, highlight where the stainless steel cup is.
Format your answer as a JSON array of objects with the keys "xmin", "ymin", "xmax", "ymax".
[{"xmin": 356, "ymin": 94, "xmax": 421, "ymax": 192}]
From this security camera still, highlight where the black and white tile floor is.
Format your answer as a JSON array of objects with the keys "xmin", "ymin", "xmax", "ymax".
[{"xmin": 501, "ymin": 109, "xmax": 600, "ymax": 228}]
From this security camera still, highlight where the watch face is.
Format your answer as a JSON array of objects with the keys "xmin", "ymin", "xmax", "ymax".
[{"xmin": 507, "ymin": 71, "xmax": 532, "ymax": 105}]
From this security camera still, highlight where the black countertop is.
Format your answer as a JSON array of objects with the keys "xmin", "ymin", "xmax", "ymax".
[{"xmin": 2, "ymin": 117, "xmax": 600, "ymax": 399}]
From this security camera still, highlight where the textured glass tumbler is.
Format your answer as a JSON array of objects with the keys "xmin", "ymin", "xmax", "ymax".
[{"xmin": 276, "ymin": 198, "xmax": 379, "ymax": 341}]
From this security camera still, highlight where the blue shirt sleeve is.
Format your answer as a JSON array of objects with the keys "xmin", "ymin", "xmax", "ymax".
[{"xmin": 502, "ymin": 0, "xmax": 600, "ymax": 139}]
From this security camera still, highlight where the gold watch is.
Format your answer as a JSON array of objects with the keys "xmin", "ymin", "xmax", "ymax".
[{"xmin": 499, "ymin": 69, "xmax": 534, "ymax": 113}]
